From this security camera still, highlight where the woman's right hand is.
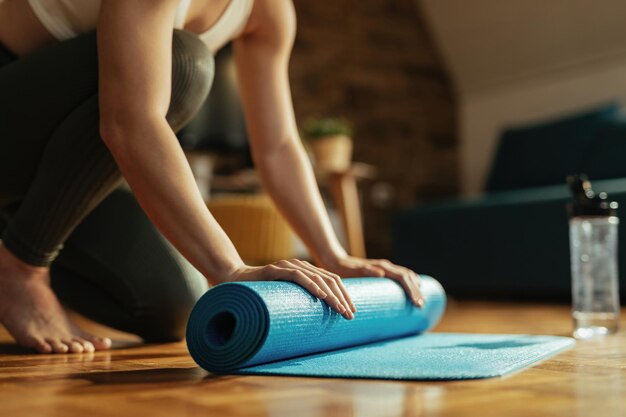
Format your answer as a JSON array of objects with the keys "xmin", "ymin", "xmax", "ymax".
[{"xmin": 226, "ymin": 259, "xmax": 356, "ymax": 320}]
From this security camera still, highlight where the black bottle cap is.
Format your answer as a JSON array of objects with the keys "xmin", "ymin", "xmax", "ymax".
[{"xmin": 567, "ymin": 174, "xmax": 618, "ymax": 218}]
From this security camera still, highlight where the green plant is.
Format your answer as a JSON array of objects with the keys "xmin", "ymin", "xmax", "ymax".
[{"xmin": 301, "ymin": 117, "xmax": 352, "ymax": 141}]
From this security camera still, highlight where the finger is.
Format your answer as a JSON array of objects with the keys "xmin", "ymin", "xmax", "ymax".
[
  {"xmin": 397, "ymin": 272, "xmax": 420, "ymax": 305},
  {"xmin": 374, "ymin": 260, "xmax": 420, "ymax": 294},
  {"xmin": 292, "ymin": 259, "xmax": 337, "ymax": 281},
  {"xmin": 324, "ymin": 276, "xmax": 354, "ymax": 319},
  {"xmin": 323, "ymin": 273, "xmax": 356, "ymax": 315},
  {"xmin": 284, "ymin": 269, "xmax": 328, "ymax": 300},
  {"xmin": 311, "ymin": 275, "xmax": 347, "ymax": 316},
  {"xmin": 409, "ymin": 271, "xmax": 425, "ymax": 307},
  {"xmin": 387, "ymin": 263, "xmax": 423, "ymax": 307},
  {"xmin": 293, "ymin": 260, "xmax": 356, "ymax": 313},
  {"xmin": 45, "ymin": 338, "xmax": 69, "ymax": 354},
  {"xmin": 377, "ymin": 263, "xmax": 422, "ymax": 306},
  {"xmin": 398, "ymin": 269, "xmax": 423, "ymax": 307},
  {"xmin": 402, "ymin": 273, "xmax": 423, "ymax": 307},
  {"xmin": 268, "ymin": 262, "xmax": 347, "ymax": 316},
  {"xmin": 281, "ymin": 260, "xmax": 351, "ymax": 315},
  {"xmin": 404, "ymin": 273, "xmax": 423, "ymax": 307},
  {"xmin": 269, "ymin": 263, "xmax": 327, "ymax": 299},
  {"xmin": 335, "ymin": 278, "xmax": 357, "ymax": 313},
  {"xmin": 397, "ymin": 267, "xmax": 423, "ymax": 306}
]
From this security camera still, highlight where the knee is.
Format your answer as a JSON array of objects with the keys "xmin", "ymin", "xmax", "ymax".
[
  {"xmin": 140, "ymin": 264, "xmax": 209, "ymax": 343},
  {"xmin": 167, "ymin": 29, "xmax": 215, "ymax": 131}
]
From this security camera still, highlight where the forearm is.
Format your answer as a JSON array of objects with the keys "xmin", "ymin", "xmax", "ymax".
[
  {"xmin": 255, "ymin": 138, "xmax": 347, "ymax": 264},
  {"xmin": 103, "ymin": 118, "xmax": 243, "ymax": 283},
  {"xmin": 232, "ymin": 1, "xmax": 345, "ymax": 264},
  {"xmin": 95, "ymin": 1, "xmax": 244, "ymax": 283}
]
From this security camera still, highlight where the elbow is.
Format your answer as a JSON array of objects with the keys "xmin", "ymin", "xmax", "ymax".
[
  {"xmin": 252, "ymin": 136, "xmax": 303, "ymax": 164},
  {"xmin": 99, "ymin": 108, "xmax": 132, "ymax": 154},
  {"xmin": 99, "ymin": 108, "xmax": 167, "ymax": 159},
  {"xmin": 99, "ymin": 118, "xmax": 123, "ymax": 154}
]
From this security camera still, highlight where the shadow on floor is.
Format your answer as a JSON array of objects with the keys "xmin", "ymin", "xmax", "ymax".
[
  {"xmin": 0, "ymin": 343, "xmax": 33, "ymax": 355},
  {"xmin": 71, "ymin": 367, "xmax": 212, "ymax": 384},
  {"xmin": 1, "ymin": 365, "xmax": 229, "ymax": 388},
  {"xmin": 58, "ymin": 367, "xmax": 238, "ymax": 395},
  {"xmin": 429, "ymin": 340, "xmax": 541, "ymax": 350}
]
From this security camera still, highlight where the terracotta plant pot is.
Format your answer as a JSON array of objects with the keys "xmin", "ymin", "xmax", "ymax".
[{"xmin": 309, "ymin": 134, "xmax": 353, "ymax": 171}]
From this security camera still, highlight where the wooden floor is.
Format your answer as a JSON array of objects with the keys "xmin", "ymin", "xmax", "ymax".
[{"xmin": 1, "ymin": 301, "xmax": 625, "ymax": 417}]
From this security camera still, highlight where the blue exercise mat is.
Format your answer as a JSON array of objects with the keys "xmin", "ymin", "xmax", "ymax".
[{"xmin": 186, "ymin": 277, "xmax": 574, "ymax": 380}]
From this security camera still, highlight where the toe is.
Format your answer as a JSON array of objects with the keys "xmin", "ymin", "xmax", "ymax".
[
  {"xmin": 63, "ymin": 339, "xmax": 84, "ymax": 353},
  {"xmin": 29, "ymin": 337, "xmax": 52, "ymax": 354},
  {"xmin": 85, "ymin": 335, "xmax": 112, "ymax": 350},
  {"xmin": 73, "ymin": 337, "xmax": 95, "ymax": 353},
  {"xmin": 46, "ymin": 338, "xmax": 69, "ymax": 353}
]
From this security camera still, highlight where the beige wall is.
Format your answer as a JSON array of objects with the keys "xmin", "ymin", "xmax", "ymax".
[{"xmin": 419, "ymin": 0, "xmax": 626, "ymax": 195}]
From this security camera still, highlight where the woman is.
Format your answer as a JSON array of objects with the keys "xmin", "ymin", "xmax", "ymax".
[{"xmin": 0, "ymin": 0, "xmax": 423, "ymax": 354}]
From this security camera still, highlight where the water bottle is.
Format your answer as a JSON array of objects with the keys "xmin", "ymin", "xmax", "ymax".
[{"xmin": 567, "ymin": 175, "xmax": 620, "ymax": 339}]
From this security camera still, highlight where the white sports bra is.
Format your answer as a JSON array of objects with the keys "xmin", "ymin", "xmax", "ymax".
[{"xmin": 27, "ymin": 0, "xmax": 254, "ymax": 54}]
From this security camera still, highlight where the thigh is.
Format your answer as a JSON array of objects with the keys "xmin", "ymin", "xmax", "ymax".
[
  {"xmin": 0, "ymin": 33, "xmax": 99, "ymax": 202},
  {"xmin": 0, "ymin": 30, "xmax": 213, "ymax": 206},
  {"xmin": 50, "ymin": 187, "xmax": 208, "ymax": 341}
]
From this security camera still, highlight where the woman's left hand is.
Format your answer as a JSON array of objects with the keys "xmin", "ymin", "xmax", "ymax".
[{"xmin": 319, "ymin": 255, "xmax": 424, "ymax": 307}]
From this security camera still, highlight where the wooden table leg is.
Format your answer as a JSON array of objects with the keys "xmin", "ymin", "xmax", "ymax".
[{"xmin": 328, "ymin": 172, "xmax": 366, "ymax": 258}]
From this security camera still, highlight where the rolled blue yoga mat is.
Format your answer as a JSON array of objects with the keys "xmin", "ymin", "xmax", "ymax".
[{"xmin": 186, "ymin": 276, "xmax": 574, "ymax": 380}]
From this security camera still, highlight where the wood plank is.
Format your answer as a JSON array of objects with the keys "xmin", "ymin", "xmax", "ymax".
[{"xmin": 1, "ymin": 301, "xmax": 624, "ymax": 417}]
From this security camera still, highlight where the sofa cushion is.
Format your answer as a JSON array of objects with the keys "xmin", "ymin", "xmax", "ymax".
[
  {"xmin": 392, "ymin": 177, "xmax": 626, "ymax": 300},
  {"xmin": 486, "ymin": 103, "xmax": 619, "ymax": 192},
  {"xmin": 581, "ymin": 115, "xmax": 626, "ymax": 181}
]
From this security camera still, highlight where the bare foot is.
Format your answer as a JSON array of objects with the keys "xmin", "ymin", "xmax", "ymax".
[{"xmin": 0, "ymin": 243, "xmax": 111, "ymax": 353}]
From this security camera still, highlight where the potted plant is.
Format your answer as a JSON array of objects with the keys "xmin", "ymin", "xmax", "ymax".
[{"xmin": 301, "ymin": 117, "xmax": 353, "ymax": 171}]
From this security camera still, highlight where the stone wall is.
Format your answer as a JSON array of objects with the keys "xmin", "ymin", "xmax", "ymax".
[{"xmin": 289, "ymin": 0, "xmax": 459, "ymax": 257}]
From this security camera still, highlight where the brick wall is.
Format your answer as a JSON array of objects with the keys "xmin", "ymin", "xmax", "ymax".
[{"xmin": 289, "ymin": 0, "xmax": 459, "ymax": 257}]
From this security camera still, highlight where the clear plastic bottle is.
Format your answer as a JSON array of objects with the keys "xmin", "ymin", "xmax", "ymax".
[{"xmin": 568, "ymin": 175, "xmax": 620, "ymax": 339}]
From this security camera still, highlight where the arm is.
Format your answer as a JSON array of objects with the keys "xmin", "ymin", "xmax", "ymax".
[
  {"xmin": 97, "ymin": 0, "xmax": 354, "ymax": 318},
  {"xmin": 234, "ymin": 1, "xmax": 423, "ymax": 306},
  {"xmin": 98, "ymin": 0, "xmax": 242, "ymax": 283},
  {"xmin": 234, "ymin": 1, "xmax": 344, "ymax": 267}
]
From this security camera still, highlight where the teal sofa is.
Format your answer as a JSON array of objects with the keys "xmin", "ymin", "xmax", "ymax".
[{"xmin": 392, "ymin": 104, "xmax": 626, "ymax": 300}]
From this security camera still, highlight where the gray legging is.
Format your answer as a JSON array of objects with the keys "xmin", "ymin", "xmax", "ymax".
[{"xmin": 0, "ymin": 30, "xmax": 213, "ymax": 341}]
